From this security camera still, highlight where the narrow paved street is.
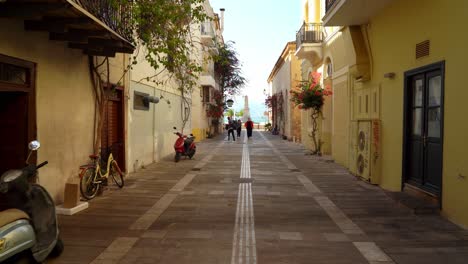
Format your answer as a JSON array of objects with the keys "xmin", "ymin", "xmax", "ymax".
[{"xmin": 52, "ymin": 131, "xmax": 468, "ymax": 264}]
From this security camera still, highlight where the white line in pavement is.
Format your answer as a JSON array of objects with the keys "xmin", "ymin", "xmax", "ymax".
[
  {"xmin": 232, "ymin": 133, "xmax": 257, "ymax": 264},
  {"xmin": 257, "ymin": 131, "xmax": 394, "ymax": 263},
  {"xmin": 90, "ymin": 237, "xmax": 138, "ymax": 264},
  {"xmin": 129, "ymin": 141, "xmax": 224, "ymax": 231},
  {"xmin": 353, "ymin": 242, "xmax": 395, "ymax": 263}
]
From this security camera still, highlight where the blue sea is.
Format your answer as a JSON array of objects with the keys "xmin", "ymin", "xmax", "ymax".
[{"xmin": 224, "ymin": 99, "xmax": 268, "ymax": 124}]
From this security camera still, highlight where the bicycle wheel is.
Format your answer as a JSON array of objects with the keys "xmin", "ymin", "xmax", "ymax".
[
  {"xmin": 80, "ymin": 168, "xmax": 99, "ymax": 200},
  {"xmin": 110, "ymin": 160, "xmax": 124, "ymax": 188}
]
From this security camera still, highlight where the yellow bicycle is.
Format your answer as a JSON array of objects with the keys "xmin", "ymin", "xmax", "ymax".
[{"xmin": 79, "ymin": 153, "xmax": 124, "ymax": 200}]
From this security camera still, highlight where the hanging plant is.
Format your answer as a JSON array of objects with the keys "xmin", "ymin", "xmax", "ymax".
[
  {"xmin": 290, "ymin": 72, "xmax": 332, "ymax": 155},
  {"xmin": 206, "ymin": 90, "xmax": 224, "ymax": 119}
]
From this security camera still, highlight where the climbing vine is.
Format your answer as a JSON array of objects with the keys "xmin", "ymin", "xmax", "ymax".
[{"xmin": 290, "ymin": 72, "xmax": 332, "ymax": 155}]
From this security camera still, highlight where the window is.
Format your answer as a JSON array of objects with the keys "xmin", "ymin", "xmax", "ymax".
[
  {"xmin": 326, "ymin": 63, "xmax": 333, "ymax": 78},
  {"xmin": 134, "ymin": 91, "xmax": 150, "ymax": 111},
  {"xmin": 0, "ymin": 63, "xmax": 28, "ymax": 85},
  {"xmin": 202, "ymin": 86, "xmax": 210, "ymax": 103}
]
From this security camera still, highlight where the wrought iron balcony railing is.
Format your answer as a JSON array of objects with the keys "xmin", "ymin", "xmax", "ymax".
[
  {"xmin": 325, "ymin": 0, "xmax": 338, "ymax": 13},
  {"xmin": 70, "ymin": 0, "xmax": 133, "ymax": 42},
  {"xmin": 296, "ymin": 22, "xmax": 324, "ymax": 50}
]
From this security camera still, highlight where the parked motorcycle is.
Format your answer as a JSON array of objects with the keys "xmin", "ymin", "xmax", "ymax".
[
  {"xmin": 173, "ymin": 127, "xmax": 196, "ymax": 162},
  {"xmin": 0, "ymin": 140, "xmax": 63, "ymax": 263}
]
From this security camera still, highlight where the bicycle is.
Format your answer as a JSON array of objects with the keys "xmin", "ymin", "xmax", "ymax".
[{"xmin": 79, "ymin": 153, "xmax": 124, "ymax": 200}]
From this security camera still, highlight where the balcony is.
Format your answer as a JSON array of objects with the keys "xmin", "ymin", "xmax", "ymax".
[
  {"xmin": 200, "ymin": 61, "xmax": 215, "ymax": 88},
  {"xmin": 295, "ymin": 23, "xmax": 324, "ymax": 64},
  {"xmin": 0, "ymin": 0, "xmax": 135, "ymax": 57},
  {"xmin": 323, "ymin": 0, "xmax": 394, "ymax": 26},
  {"xmin": 201, "ymin": 21, "xmax": 215, "ymax": 46}
]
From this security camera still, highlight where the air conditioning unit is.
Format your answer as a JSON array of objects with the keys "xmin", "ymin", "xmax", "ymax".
[{"xmin": 354, "ymin": 120, "xmax": 381, "ymax": 184}]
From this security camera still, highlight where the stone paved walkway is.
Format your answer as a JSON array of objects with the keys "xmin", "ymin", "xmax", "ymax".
[{"xmin": 51, "ymin": 131, "xmax": 468, "ymax": 264}]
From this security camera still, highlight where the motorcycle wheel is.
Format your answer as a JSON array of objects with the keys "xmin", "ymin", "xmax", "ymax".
[
  {"xmin": 80, "ymin": 168, "xmax": 100, "ymax": 200},
  {"xmin": 50, "ymin": 237, "xmax": 64, "ymax": 257},
  {"xmin": 175, "ymin": 152, "xmax": 181, "ymax": 162},
  {"xmin": 188, "ymin": 149, "xmax": 196, "ymax": 159}
]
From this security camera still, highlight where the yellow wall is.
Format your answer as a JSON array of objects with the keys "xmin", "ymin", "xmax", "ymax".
[{"xmin": 364, "ymin": 0, "xmax": 468, "ymax": 227}]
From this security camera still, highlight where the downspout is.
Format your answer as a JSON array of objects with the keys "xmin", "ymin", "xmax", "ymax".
[
  {"xmin": 152, "ymin": 84, "xmax": 156, "ymax": 163},
  {"xmin": 361, "ymin": 24, "xmax": 374, "ymax": 79}
]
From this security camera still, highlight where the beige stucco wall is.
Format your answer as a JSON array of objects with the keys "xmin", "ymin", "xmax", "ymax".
[
  {"xmin": 271, "ymin": 57, "xmax": 291, "ymax": 137},
  {"xmin": 290, "ymin": 53, "xmax": 302, "ymax": 142},
  {"xmin": 127, "ymin": 81, "xmax": 186, "ymax": 172},
  {"xmin": 0, "ymin": 18, "xmax": 115, "ymax": 202}
]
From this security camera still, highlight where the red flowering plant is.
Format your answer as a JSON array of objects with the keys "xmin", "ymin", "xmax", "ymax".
[
  {"xmin": 206, "ymin": 90, "xmax": 224, "ymax": 137},
  {"xmin": 206, "ymin": 90, "xmax": 224, "ymax": 119},
  {"xmin": 264, "ymin": 94, "xmax": 277, "ymax": 109},
  {"xmin": 290, "ymin": 72, "xmax": 332, "ymax": 155},
  {"xmin": 290, "ymin": 72, "xmax": 332, "ymax": 111}
]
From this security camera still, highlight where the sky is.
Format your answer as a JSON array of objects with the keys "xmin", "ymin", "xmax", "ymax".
[{"xmin": 210, "ymin": 0, "xmax": 302, "ymax": 122}]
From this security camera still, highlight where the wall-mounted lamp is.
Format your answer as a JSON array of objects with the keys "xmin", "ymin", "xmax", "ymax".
[
  {"xmin": 143, "ymin": 96, "xmax": 160, "ymax": 105},
  {"xmin": 384, "ymin": 72, "xmax": 396, "ymax": 79}
]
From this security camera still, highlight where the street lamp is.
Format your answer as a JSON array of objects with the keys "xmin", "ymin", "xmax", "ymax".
[{"xmin": 226, "ymin": 99, "xmax": 234, "ymax": 107}]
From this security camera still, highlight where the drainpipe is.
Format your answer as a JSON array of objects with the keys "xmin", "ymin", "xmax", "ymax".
[
  {"xmin": 219, "ymin": 8, "xmax": 225, "ymax": 34},
  {"xmin": 152, "ymin": 86, "xmax": 156, "ymax": 163}
]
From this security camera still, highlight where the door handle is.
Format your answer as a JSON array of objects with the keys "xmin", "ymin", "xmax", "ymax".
[{"xmin": 422, "ymin": 135, "xmax": 427, "ymax": 147}]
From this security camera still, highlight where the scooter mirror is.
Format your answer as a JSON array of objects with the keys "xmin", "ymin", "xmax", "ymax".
[{"xmin": 28, "ymin": 140, "xmax": 41, "ymax": 151}]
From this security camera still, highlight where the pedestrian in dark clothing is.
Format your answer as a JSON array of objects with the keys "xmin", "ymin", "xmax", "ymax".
[
  {"xmin": 245, "ymin": 118, "xmax": 254, "ymax": 139},
  {"xmin": 227, "ymin": 117, "xmax": 235, "ymax": 141},
  {"xmin": 236, "ymin": 120, "xmax": 242, "ymax": 137}
]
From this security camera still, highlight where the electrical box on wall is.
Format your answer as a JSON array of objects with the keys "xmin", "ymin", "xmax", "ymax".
[{"xmin": 354, "ymin": 120, "xmax": 381, "ymax": 184}]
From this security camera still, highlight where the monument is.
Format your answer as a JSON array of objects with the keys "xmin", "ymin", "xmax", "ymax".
[{"xmin": 242, "ymin": 95, "xmax": 250, "ymax": 122}]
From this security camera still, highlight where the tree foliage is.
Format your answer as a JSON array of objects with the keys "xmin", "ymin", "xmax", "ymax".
[
  {"xmin": 235, "ymin": 109, "xmax": 244, "ymax": 117},
  {"xmin": 114, "ymin": 0, "xmax": 210, "ymax": 92},
  {"xmin": 213, "ymin": 41, "xmax": 246, "ymax": 98}
]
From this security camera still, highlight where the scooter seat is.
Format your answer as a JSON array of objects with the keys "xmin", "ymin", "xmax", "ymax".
[{"xmin": 0, "ymin": 209, "xmax": 29, "ymax": 228}]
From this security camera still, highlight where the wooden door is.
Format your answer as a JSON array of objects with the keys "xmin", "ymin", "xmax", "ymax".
[
  {"xmin": 101, "ymin": 87, "xmax": 125, "ymax": 171},
  {"xmin": 0, "ymin": 92, "xmax": 28, "ymax": 174},
  {"xmin": 404, "ymin": 63, "xmax": 444, "ymax": 196},
  {"xmin": 0, "ymin": 55, "xmax": 36, "ymax": 175}
]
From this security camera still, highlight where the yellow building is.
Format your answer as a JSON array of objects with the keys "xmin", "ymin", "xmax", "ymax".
[
  {"xmin": 267, "ymin": 42, "xmax": 302, "ymax": 142},
  {"xmin": 322, "ymin": 0, "xmax": 468, "ymax": 227},
  {"xmin": 295, "ymin": 0, "xmax": 338, "ymax": 154}
]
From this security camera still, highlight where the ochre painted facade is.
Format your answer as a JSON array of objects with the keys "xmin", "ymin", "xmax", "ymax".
[
  {"xmin": 322, "ymin": 0, "xmax": 468, "ymax": 227},
  {"xmin": 364, "ymin": 0, "xmax": 468, "ymax": 227}
]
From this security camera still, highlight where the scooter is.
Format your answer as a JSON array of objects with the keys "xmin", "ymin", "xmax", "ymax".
[
  {"xmin": 0, "ymin": 140, "xmax": 63, "ymax": 263},
  {"xmin": 173, "ymin": 127, "xmax": 196, "ymax": 162}
]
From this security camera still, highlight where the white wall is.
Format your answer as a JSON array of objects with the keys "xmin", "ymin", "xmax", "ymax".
[
  {"xmin": 271, "ymin": 57, "xmax": 292, "ymax": 137},
  {"xmin": 127, "ymin": 81, "xmax": 187, "ymax": 172}
]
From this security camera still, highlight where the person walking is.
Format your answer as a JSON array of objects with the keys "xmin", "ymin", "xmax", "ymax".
[
  {"xmin": 245, "ymin": 118, "xmax": 254, "ymax": 139},
  {"xmin": 227, "ymin": 117, "xmax": 236, "ymax": 141},
  {"xmin": 236, "ymin": 119, "xmax": 242, "ymax": 137}
]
